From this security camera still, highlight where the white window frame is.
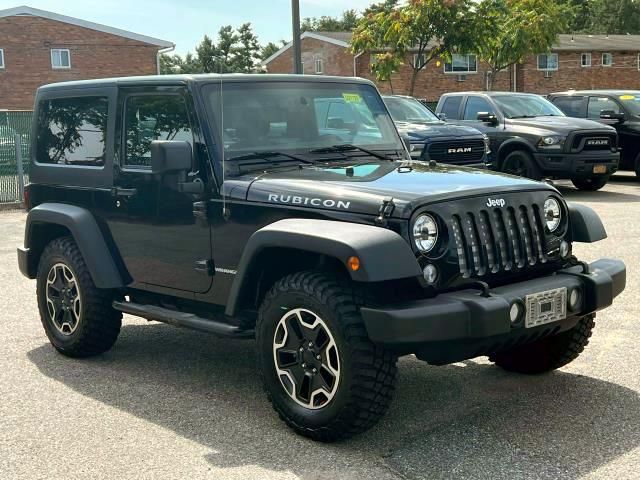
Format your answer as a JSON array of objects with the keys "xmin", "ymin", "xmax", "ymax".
[
  {"xmin": 602, "ymin": 52, "xmax": 613, "ymax": 67},
  {"xmin": 51, "ymin": 49, "xmax": 71, "ymax": 69},
  {"xmin": 581, "ymin": 52, "xmax": 591, "ymax": 67},
  {"xmin": 0, "ymin": 49, "xmax": 4, "ymax": 69},
  {"xmin": 413, "ymin": 53, "xmax": 426, "ymax": 69},
  {"xmin": 537, "ymin": 53, "xmax": 558, "ymax": 71},
  {"xmin": 314, "ymin": 58, "xmax": 323, "ymax": 75},
  {"xmin": 443, "ymin": 54, "xmax": 478, "ymax": 74}
]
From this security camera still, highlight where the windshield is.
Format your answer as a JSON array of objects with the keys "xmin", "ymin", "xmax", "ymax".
[
  {"xmin": 383, "ymin": 96, "xmax": 440, "ymax": 123},
  {"xmin": 618, "ymin": 93, "xmax": 640, "ymax": 115},
  {"xmin": 493, "ymin": 95, "xmax": 565, "ymax": 119},
  {"xmin": 204, "ymin": 81, "xmax": 404, "ymax": 160}
]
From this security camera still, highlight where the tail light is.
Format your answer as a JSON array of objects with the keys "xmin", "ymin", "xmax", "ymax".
[{"xmin": 23, "ymin": 185, "xmax": 31, "ymax": 211}]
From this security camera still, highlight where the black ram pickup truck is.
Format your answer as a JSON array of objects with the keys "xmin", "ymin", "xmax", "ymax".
[
  {"xmin": 382, "ymin": 94, "xmax": 489, "ymax": 167},
  {"xmin": 436, "ymin": 92, "xmax": 620, "ymax": 191},
  {"xmin": 548, "ymin": 90, "xmax": 640, "ymax": 176},
  {"xmin": 17, "ymin": 75, "xmax": 625, "ymax": 441}
]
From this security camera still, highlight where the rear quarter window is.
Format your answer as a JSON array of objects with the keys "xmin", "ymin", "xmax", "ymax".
[
  {"xmin": 35, "ymin": 96, "xmax": 108, "ymax": 166},
  {"xmin": 440, "ymin": 96, "xmax": 462, "ymax": 119}
]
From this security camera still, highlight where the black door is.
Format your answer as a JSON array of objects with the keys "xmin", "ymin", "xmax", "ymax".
[
  {"xmin": 107, "ymin": 87, "xmax": 213, "ymax": 294},
  {"xmin": 587, "ymin": 95, "xmax": 636, "ymax": 169}
]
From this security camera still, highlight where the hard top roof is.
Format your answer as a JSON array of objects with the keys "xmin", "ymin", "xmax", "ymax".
[
  {"xmin": 38, "ymin": 74, "xmax": 375, "ymax": 92},
  {"xmin": 550, "ymin": 89, "xmax": 640, "ymax": 96}
]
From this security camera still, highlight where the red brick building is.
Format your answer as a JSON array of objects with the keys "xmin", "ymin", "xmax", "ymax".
[
  {"xmin": 264, "ymin": 32, "xmax": 640, "ymax": 101},
  {"xmin": 0, "ymin": 6, "xmax": 174, "ymax": 110}
]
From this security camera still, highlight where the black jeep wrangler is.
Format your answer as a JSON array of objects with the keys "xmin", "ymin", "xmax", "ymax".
[
  {"xmin": 18, "ymin": 75, "xmax": 625, "ymax": 441},
  {"xmin": 382, "ymin": 94, "xmax": 490, "ymax": 167},
  {"xmin": 436, "ymin": 92, "xmax": 620, "ymax": 191}
]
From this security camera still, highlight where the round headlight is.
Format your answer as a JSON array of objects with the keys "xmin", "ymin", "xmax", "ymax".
[
  {"xmin": 544, "ymin": 197, "xmax": 562, "ymax": 232},
  {"xmin": 413, "ymin": 214, "xmax": 439, "ymax": 253}
]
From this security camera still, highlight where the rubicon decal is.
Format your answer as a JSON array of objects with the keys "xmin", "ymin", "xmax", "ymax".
[
  {"xmin": 268, "ymin": 194, "xmax": 351, "ymax": 209},
  {"xmin": 486, "ymin": 197, "xmax": 506, "ymax": 207}
]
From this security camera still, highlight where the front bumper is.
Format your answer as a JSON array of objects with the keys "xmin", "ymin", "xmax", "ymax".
[
  {"xmin": 361, "ymin": 258, "xmax": 625, "ymax": 364},
  {"xmin": 533, "ymin": 150, "xmax": 619, "ymax": 178}
]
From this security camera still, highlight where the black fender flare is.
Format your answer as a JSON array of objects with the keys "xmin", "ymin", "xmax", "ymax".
[
  {"xmin": 225, "ymin": 219, "xmax": 422, "ymax": 317},
  {"xmin": 567, "ymin": 202, "xmax": 607, "ymax": 243},
  {"xmin": 23, "ymin": 203, "xmax": 125, "ymax": 288},
  {"xmin": 496, "ymin": 138, "xmax": 537, "ymax": 168}
]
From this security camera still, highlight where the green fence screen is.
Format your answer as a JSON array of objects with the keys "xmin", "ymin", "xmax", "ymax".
[{"xmin": 0, "ymin": 111, "xmax": 33, "ymax": 203}]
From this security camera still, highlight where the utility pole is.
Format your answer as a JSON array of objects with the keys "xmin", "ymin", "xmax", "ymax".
[{"xmin": 291, "ymin": 0, "xmax": 303, "ymax": 74}]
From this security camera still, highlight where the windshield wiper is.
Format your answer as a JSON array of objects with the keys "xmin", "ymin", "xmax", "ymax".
[
  {"xmin": 510, "ymin": 115, "xmax": 538, "ymax": 119},
  {"xmin": 227, "ymin": 151, "xmax": 314, "ymax": 164},
  {"xmin": 308, "ymin": 144, "xmax": 395, "ymax": 161}
]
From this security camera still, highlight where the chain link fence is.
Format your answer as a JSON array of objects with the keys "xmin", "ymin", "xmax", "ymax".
[{"xmin": 0, "ymin": 111, "xmax": 32, "ymax": 204}]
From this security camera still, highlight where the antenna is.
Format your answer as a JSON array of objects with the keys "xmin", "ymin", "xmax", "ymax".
[{"xmin": 219, "ymin": 66, "xmax": 227, "ymax": 219}]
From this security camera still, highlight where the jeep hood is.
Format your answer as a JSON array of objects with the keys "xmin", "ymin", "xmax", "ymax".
[
  {"xmin": 395, "ymin": 121, "xmax": 483, "ymax": 141},
  {"xmin": 225, "ymin": 161, "xmax": 554, "ymax": 219},
  {"xmin": 508, "ymin": 115, "xmax": 617, "ymax": 135}
]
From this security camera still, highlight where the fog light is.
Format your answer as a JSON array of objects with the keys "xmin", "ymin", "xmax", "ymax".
[
  {"xmin": 423, "ymin": 264, "xmax": 438, "ymax": 285},
  {"xmin": 568, "ymin": 288, "xmax": 582, "ymax": 311},
  {"xmin": 560, "ymin": 240, "xmax": 570, "ymax": 258},
  {"xmin": 509, "ymin": 302, "xmax": 524, "ymax": 324}
]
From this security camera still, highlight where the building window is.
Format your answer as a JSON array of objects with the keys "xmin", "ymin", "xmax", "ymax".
[
  {"xmin": 444, "ymin": 54, "xmax": 477, "ymax": 74},
  {"xmin": 602, "ymin": 53, "xmax": 613, "ymax": 67},
  {"xmin": 0, "ymin": 49, "xmax": 4, "ymax": 69},
  {"xmin": 51, "ymin": 49, "xmax": 71, "ymax": 69},
  {"xmin": 315, "ymin": 58, "xmax": 323, "ymax": 74},
  {"xmin": 413, "ymin": 54, "xmax": 426, "ymax": 69},
  {"xmin": 537, "ymin": 53, "xmax": 558, "ymax": 71},
  {"xmin": 581, "ymin": 53, "xmax": 591, "ymax": 67}
]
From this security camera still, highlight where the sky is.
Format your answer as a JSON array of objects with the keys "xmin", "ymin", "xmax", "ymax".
[{"xmin": 6, "ymin": 0, "xmax": 372, "ymax": 54}]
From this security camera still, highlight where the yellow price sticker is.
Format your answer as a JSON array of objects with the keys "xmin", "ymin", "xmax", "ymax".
[
  {"xmin": 620, "ymin": 95, "xmax": 636, "ymax": 100},
  {"xmin": 342, "ymin": 93, "xmax": 363, "ymax": 104}
]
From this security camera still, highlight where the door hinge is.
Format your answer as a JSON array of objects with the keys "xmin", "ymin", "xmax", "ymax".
[
  {"xmin": 375, "ymin": 197, "xmax": 395, "ymax": 226},
  {"xmin": 194, "ymin": 259, "xmax": 215, "ymax": 276}
]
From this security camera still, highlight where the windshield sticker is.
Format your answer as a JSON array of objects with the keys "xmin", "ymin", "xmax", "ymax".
[
  {"xmin": 342, "ymin": 93, "xmax": 363, "ymax": 104},
  {"xmin": 620, "ymin": 95, "xmax": 636, "ymax": 100}
]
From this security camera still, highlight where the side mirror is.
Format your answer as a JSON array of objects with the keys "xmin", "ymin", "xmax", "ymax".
[
  {"xmin": 600, "ymin": 110, "xmax": 625, "ymax": 122},
  {"xmin": 477, "ymin": 112, "xmax": 499, "ymax": 125},
  {"xmin": 151, "ymin": 140, "xmax": 192, "ymax": 174},
  {"xmin": 327, "ymin": 117, "xmax": 346, "ymax": 129},
  {"xmin": 437, "ymin": 113, "xmax": 447, "ymax": 121}
]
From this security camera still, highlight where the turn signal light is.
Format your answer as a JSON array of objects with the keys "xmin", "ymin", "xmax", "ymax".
[{"xmin": 347, "ymin": 256, "xmax": 360, "ymax": 272}]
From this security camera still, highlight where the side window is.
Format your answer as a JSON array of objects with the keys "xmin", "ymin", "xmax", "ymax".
[
  {"xmin": 587, "ymin": 97, "xmax": 620, "ymax": 119},
  {"xmin": 440, "ymin": 96, "xmax": 462, "ymax": 119},
  {"xmin": 325, "ymin": 101, "xmax": 355, "ymax": 129},
  {"xmin": 552, "ymin": 96, "xmax": 584, "ymax": 117},
  {"xmin": 463, "ymin": 96, "xmax": 493, "ymax": 120},
  {"xmin": 36, "ymin": 96, "xmax": 108, "ymax": 166},
  {"xmin": 124, "ymin": 95, "xmax": 193, "ymax": 168}
]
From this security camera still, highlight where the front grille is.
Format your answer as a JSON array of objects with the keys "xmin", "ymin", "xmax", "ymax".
[
  {"xmin": 428, "ymin": 139, "xmax": 485, "ymax": 163},
  {"xmin": 571, "ymin": 133, "xmax": 616, "ymax": 151},
  {"xmin": 450, "ymin": 204, "xmax": 548, "ymax": 278}
]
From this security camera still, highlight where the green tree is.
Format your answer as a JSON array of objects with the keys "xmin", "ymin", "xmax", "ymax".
[
  {"xmin": 260, "ymin": 41, "xmax": 284, "ymax": 61},
  {"xmin": 351, "ymin": 0, "xmax": 475, "ymax": 96},
  {"xmin": 475, "ymin": 0, "xmax": 570, "ymax": 90},
  {"xmin": 159, "ymin": 52, "xmax": 200, "ymax": 74},
  {"xmin": 301, "ymin": 9, "xmax": 360, "ymax": 32},
  {"xmin": 233, "ymin": 23, "xmax": 260, "ymax": 72},
  {"xmin": 584, "ymin": 0, "xmax": 640, "ymax": 34},
  {"xmin": 195, "ymin": 35, "xmax": 218, "ymax": 72}
]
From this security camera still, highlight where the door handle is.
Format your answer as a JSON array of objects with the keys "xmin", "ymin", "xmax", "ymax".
[{"xmin": 111, "ymin": 187, "xmax": 137, "ymax": 198}]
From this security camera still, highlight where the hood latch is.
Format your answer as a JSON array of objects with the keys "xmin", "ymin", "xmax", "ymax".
[{"xmin": 375, "ymin": 197, "xmax": 395, "ymax": 227}]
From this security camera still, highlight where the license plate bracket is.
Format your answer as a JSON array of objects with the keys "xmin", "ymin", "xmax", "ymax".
[
  {"xmin": 525, "ymin": 287, "xmax": 567, "ymax": 328},
  {"xmin": 593, "ymin": 164, "xmax": 607, "ymax": 174}
]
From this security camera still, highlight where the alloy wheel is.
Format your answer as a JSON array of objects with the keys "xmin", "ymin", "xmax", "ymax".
[
  {"xmin": 272, "ymin": 308, "xmax": 340, "ymax": 409},
  {"xmin": 46, "ymin": 263, "xmax": 82, "ymax": 335}
]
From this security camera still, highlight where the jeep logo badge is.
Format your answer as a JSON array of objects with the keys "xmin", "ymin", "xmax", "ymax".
[
  {"xmin": 447, "ymin": 147, "xmax": 472, "ymax": 154},
  {"xmin": 486, "ymin": 198, "xmax": 506, "ymax": 208}
]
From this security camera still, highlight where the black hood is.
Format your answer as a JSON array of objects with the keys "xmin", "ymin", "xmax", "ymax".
[
  {"xmin": 395, "ymin": 121, "xmax": 483, "ymax": 141},
  {"xmin": 507, "ymin": 115, "xmax": 617, "ymax": 135},
  {"xmin": 224, "ymin": 161, "xmax": 555, "ymax": 219}
]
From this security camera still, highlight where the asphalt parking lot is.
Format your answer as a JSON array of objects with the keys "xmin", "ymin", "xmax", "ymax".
[{"xmin": 1, "ymin": 173, "xmax": 639, "ymax": 480}]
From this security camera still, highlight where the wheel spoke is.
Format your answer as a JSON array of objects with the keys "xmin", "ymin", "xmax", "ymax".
[
  {"xmin": 276, "ymin": 348, "xmax": 299, "ymax": 368},
  {"xmin": 298, "ymin": 373, "xmax": 313, "ymax": 403}
]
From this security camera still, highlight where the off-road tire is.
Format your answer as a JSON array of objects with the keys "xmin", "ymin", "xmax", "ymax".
[
  {"xmin": 501, "ymin": 150, "xmax": 542, "ymax": 180},
  {"xmin": 36, "ymin": 236, "xmax": 122, "ymax": 357},
  {"xmin": 256, "ymin": 271, "xmax": 397, "ymax": 442},
  {"xmin": 572, "ymin": 176, "xmax": 609, "ymax": 191},
  {"xmin": 490, "ymin": 314, "xmax": 595, "ymax": 374}
]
